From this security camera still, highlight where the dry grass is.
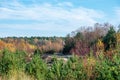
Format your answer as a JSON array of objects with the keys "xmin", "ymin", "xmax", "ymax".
[{"xmin": 1, "ymin": 70, "xmax": 34, "ymax": 80}]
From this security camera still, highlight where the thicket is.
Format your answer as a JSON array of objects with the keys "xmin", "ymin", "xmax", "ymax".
[
  {"xmin": 63, "ymin": 23, "xmax": 119, "ymax": 56},
  {"xmin": 0, "ymin": 49, "xmax": 120, "ymax": 80}
]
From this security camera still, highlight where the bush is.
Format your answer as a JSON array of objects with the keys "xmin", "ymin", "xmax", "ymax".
[
  {"xmin": 63, "ymin": 38, "xmax": 75, "ymax": 55},
  {"xmin": 0, "ymin": 49, "xmax": 26, "ymax": 75},
  {"xmin": 0, "ymin": 49, "xmax": 120, "ymax": 80},
  {"xmin": 95, "ymin": 53, "xmax": 120, "ymax": 80},
  {"xmin": 34, "ymin": 49, "xmax": 43, "ymax": 56},
  {"xmin": 25, "ymin": 54, "xmax": 47, "ymax": 80},
  {"xmin": 47, "ymin": 55, "xmax": 87, "ymax": 80}
]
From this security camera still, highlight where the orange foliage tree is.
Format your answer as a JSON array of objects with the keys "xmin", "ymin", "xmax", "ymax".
[
  {"xmin": 5, "ymin": 43, "xmax": 16, "ymax": 52},
  {"xmin": 0, "ymin": 40, "xmax": 6, "ymax": 50}
]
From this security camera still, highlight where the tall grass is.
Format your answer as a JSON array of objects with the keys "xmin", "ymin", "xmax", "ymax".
[{"xmin": 3, "ymin": 69, "xmax": 34, "ymax": 80}]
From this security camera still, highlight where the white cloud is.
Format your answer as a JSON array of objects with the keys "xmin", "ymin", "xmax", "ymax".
[
  {"xmin": 57, "ymin": 2, "xmax": 73, "ymax": 7},
  {"xmin": 0, "ymin": 1, "xmax": 105, "ymax": 21},
  {"xmin": 0, "ymin": 1, "xmax": 105, "ymax": 36}
]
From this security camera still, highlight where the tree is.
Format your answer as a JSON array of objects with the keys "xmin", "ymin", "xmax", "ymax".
[
  {"xmin": 25, "ymin": 54, "xmax": 47, "ymax": 80},
  {"xmin": 0, "ymin": 40, "xmax": 6, "ymax": 50},
  {"xmin": 96, "ymin": 39, "xmax": 104, "ymax": 51},
  {"xmin": 103, "ymin": 27, "xmax": 117, "ymax": 51},
  {"xmin": 63, "ymin": 37, "xmax": 75, "ymax": 55}
]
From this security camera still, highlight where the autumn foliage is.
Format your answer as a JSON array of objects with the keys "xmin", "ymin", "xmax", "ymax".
[
  {"xmin": 0, "ymin": 37, "xmax": 64, "ymax": 54},
  {"xmin": 63, "ymin": 23, "xmax": 119, "ymax": 56},
  {"xmin": 0, "ymin": 23, "xmax": 120, "ymax": 80}
]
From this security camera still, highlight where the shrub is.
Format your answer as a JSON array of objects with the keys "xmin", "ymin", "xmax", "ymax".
[
  {"xmin": 25, "ymin": 54, "xmax": 47, "ymax": 80},
  {"xmin": 47, "ymin": 55, "xmax": 87, "ymax": 80},
  {"xmin": 34, "ymin": 49, "xmax": 43, "ymax": 56},
  {"xmin": 0, "ymin": 49, "xmax": 26, "ymax": 75},
  {"xmin": 0, "ymin": 49, "xmax": 120, "ymax": 80},
  {"xmin": 95, "ymin": 53, "xmax": 120, "ymax": 80},
  {"xmin": 63, "ymin": 38, "xmax": 75, "ymax": 55}
]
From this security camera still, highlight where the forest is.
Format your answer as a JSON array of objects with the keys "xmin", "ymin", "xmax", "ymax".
[{"xmin": 0, "ymin": 23, "xmax": 120, "ymax": 80}]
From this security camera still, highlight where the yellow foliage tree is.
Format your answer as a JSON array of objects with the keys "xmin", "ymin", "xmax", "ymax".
[
  {"xmin": 116, "ymin": 33, "xmax": 120, "ymax": 45},
  {"xmin": 96, "ymin": 39, "xmax": 104, "ymax": 51},
  {"xmin": 5, "ymin": 43, "xmax": 16, "ymax": 52}
]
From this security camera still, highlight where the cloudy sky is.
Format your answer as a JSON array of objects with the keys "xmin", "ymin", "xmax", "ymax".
[{"xmin": 0, "ymin": 0, "xmax": 120, "ymax": 37}]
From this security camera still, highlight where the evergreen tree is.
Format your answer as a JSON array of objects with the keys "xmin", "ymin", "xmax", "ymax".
[{"xmin": 103, "ymin": 27, "xmax": 117, "ymax": 51}]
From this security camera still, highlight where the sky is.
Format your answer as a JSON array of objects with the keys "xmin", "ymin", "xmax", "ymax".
[{"xmin": 0, "ymin": 0, "xmax": 120, "ymax": 37}]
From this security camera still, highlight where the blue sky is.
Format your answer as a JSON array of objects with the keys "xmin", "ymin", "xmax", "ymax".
[{"xmin": 0, "ymin": 0, "xmax": 120, "ymax": 37}]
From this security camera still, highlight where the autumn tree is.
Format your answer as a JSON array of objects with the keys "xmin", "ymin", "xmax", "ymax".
[
  {"xmin": 5, "ymin": 43, "xmax": 16, "ymax": 52},
  {"xmin": 116, "ymin": 32, "xmax": 120, "ymax": 47},
  {"xmin": 0, "ymin": 40, "xmax": 6, "ymax": 50},
  {"xmin": 114, "ymin": 24, "xmax": 120, "ymax": 49},
  {"xmin": 96, "ymin": 39, "xmax": 104, "ymax": 51},
  {"xmin": 39, "ymin": 38, "xmax": 64, "ymax": 54},
  {"xmin": 63, "ymin": 23, "xmax": 111, "ymax": 55}
]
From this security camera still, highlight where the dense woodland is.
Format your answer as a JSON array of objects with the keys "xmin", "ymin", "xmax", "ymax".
[
  {"xmin": 0, "ymin": 36, "xmax": 65, "ymax": 54},
  {"xmin": 0, "ymin": 23, "xmax": 120, "ymax": 80}
]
